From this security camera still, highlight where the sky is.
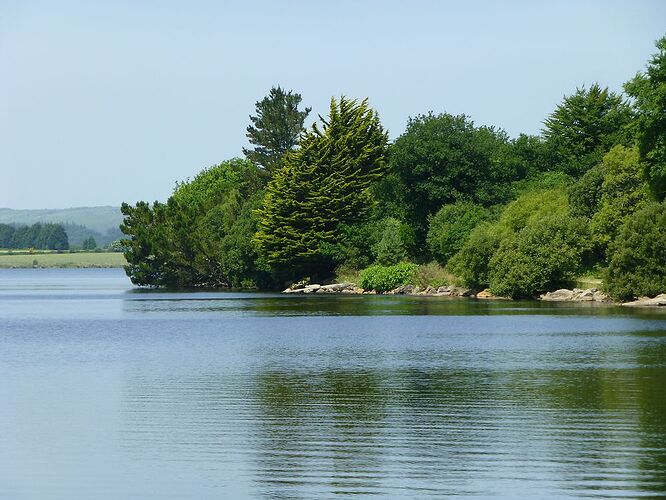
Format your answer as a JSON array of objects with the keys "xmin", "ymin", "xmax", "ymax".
[{"xmin": 1, "ymin": 0, "xmax": 665, "ymax": 209}]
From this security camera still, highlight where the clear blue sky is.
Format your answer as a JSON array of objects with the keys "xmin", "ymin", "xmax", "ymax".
[{"xmin": 1, "ymin": 0, "xmax": 664, "ymax": 209}]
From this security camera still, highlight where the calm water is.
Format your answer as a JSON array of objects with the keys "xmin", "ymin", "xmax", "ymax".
[{"xmin": 1, "ymin": 269, "xmax": 665, "ymax": 499}]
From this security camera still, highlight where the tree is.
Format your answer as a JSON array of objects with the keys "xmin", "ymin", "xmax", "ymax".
[
  {"xmin": 82, "ymin": 236, "xmax": 97, "ymax": 250},
  {"xmin": 243, "ymin": 86, "xmax": 311, "ymax": 173},
  {"xmin": 388, "ymin": 113, "xmax": 515, "ymax": 244},
  {"xmin": 590, "ymin": 146, "xmax": 648, "ymax": 253},
  {"xmin": 372, "ymin": 217, "xmax": 412, "ymax": 266},
  {"xmin": 121, "ymin": 158, "xmax": 269, "ymax": 287},
  {"xmin": 605, "ymin": 202, "xmax": 666, "ymax": 300},
  {"xmin": 543, "ymin": 83, "xmax": 633, "ymax": 177},
  {"xmin": 488, "ymin": 215, "xmax": 589, "ymax": 298},
  {"xmin": 624, "ymin": 36, "xmax": 666, "ymax": 201},
  {"xmin": 254, "ymin": 97, "xmax": 388, "ymax": 281},
  {"xmin": 427, "ymin": 202, "xmax": 490, "ymax": 266}
]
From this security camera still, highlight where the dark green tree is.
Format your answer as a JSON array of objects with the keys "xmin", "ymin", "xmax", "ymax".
[
  {"xmin": 387, "ymin": 113, "xmax": 515, "ymax": 245},
  {"xmin": 243, "ymin": 86, "xmax": 311, "ymax": 173},
  {"xmin": 543, "ymin": 83, "xmax": 633, "ymax": 177},
  {"xmin": 254, "ymin": 97, "xmax": 388, "ymax": 281},
  {"xmin": 427, "ymin": 202, "xmax": 490, "ymax": 266},
  {"xmin": 624, "ymin": 36, "xmax": 666, "ymax": 201},
  {"xmin": 82, "ymin": 236, "xmax": 97, "ymax": 250},
  {"xmin": 605, "ymin": 201, "xmax": 666, "ymax": 300}
]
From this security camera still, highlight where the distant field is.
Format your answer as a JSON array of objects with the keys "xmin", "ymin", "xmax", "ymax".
[{"xmin": 0, "ymin": 252, "xmax": 126, "ymax": 268}]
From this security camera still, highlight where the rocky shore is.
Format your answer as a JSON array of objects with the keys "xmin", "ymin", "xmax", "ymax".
[
  {"xmin": 283, "ymin": 283, "xmax": 666, "ymax": 307},
  {"xmin": 283, "ymin": 282, "xmax": 501, "ymax": 299}
]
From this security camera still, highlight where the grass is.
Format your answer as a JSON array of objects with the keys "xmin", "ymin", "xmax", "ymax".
[{"xmin": 0, "ymin": 251, "xmax": 126, "ymax": 268}]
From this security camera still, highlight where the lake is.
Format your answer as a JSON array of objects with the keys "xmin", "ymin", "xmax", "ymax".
[{"xmin": 1, "ymin": 268, "xmax": 665, "ymax": 499}]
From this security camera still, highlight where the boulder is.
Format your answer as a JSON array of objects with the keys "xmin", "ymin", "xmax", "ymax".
[
  {"xmin": 475, "ymin": 289, "xmax": 494, "ymax": 299},
  {"xmin": 621, "ymin": 294, "xmax": 666, "ymax": 307},
  {"xmin": 541, "ymin": 289, "xmax": 576, "ymax": 301}
]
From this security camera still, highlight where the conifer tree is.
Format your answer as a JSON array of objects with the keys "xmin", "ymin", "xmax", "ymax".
[
  {"xmin": 254, "ymin": 97, "xmax": 388, "ymax": 281},
  {"xmin": 242, "ymin": 86, "xmax": 311, "ymax": 173}
]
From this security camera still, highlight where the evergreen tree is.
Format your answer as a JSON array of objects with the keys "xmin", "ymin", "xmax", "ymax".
[
  {"xmin": 82, "ymin": 236, "xmax": 98, "ymax": 250},
  {"xmin": 254, "ymin": 97, "xmax": 388, "ymax": 281},
  {"xmin": 243, "ymin": 86, "xmax": 311, "ymax": 173},
  {"xmin": 543, "ymin": 83, "xmax": 633, "ymax": 177},
  {"xmin": 624, "ymin": 36, "xmax": 666, "ymax": 201}
]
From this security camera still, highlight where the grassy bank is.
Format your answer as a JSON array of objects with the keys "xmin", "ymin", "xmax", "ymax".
[{"xmin": 0, "ymin": 251, "xmax": 126, "ymax": 268}]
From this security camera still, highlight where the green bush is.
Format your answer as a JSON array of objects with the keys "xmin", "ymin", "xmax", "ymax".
[
  {"xmin": 447, "ymin": 222, "xmax": 509, "ymax": 289},
  {"xmin": 426, "ymin": 202, "xmax": 489, "ymax": 265},
  {"xmin": 372, "ymin": 217, "xmax": 414, "ymax": 266},
  {"xmin": 605, "ymin": 202, "xmax": 666, "ymax": 300},
  {"xmin": 488, "ymin": 215, "xmax": 589, "ymax": 298},
  {"xmin": 359, "ymin": 262, "xmax": 418, "ymax": 292},
  {"xmin": 498, "ymin": 188, "xmax": 570, "ymax": 233},
  {"xmin": 412, "ymin": 262, "xmax": 451, "ymax": 289}
]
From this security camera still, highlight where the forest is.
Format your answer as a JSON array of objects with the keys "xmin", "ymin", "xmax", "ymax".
[
  {"xmin": 120, "ymin": 36, "xmax": 666, "ymax": 300},
  {"xmin": 0, "ymin": 222, "xmax": 69, "ymax": 250}
]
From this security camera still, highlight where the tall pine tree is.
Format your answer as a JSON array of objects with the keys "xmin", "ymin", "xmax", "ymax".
[
  {"xmin": 243, "ymin": 86, "xmax": 311, "ymax": 173},
  {"xmin": 254, "ymin": 97, "xmax": 388, "ymax": 281}
]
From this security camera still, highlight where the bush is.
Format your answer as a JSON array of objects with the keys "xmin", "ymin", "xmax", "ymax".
[
  {"xmin": 488, "ymin": 215, "xmax": 589, "ymax": 298},
  {"xmin": 447, "ymin": 222, "xmax": 509, "ymax": 289},
  {"xmin": 605, "ymin": 202, "xmax": 666, "ymax": 300},
  {"xmin": 412, "ymin": 262, "xmax": 452, "ymax": 289},
  {"xmin": 427, "ymin": 202, "xmax": 489, "ymax": 265},
  {"xmin": 359, "ymin": 262, "xmax": 418, "ymax": 292},
  {"xmin": 372, "ymin": 217, "xmax": 414, "ymax": 266},
  {"xmin": 498, "ymin": 188, "xmax": 569, "ymax": 233}
]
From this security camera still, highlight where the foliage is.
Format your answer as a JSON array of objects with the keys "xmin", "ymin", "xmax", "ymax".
[
  {"xmin": 605, "ymin": 202, "xmax": 666, "ymax": 300},
  {"xmin": 387, "ymin": 113, "xmax": 517, "ymax": 243},
  {"xmin": 543, "ymin": 83, "xmax": 633, "ymax": 177},
  {"xmin": 372, "ymin": 217, "xmax": 414, "ymax": 266},
  {"xmin": 427, "ymin": 202, "xmax": 490, "ymax": 265},
  {"xmin": 0, "ymin": 223, "xmax": 69, "ymax": 250},
  {"xmin": 488, "ymin": 215, "xmax": 589, "ymax": 297},
  {"xmin": 447, "ymin": 222, "xmax": 509, "ymax": 289},
  {"xmin": 121, "ymin": 158, "xmax": 269, "ymax": 287},
  {"xmin": 359, "ymin": 262, "xmax": 418, "ymax": 292},
  {"xmin": 568, "ymin": 163, "xmax": 605, "ymax": 218},
  {"xmin": 243, "ymin": 86, "xmax": 311, "ymax": 173},
  {"xmin": 590, "ymin": 146, "xmax": 648, "ymax": 252},
  {"xmin": 624, "ymin": 37, "xmax": 666, "ymax": 201},
  {"xmin": 412, "ymin": 262, "xmax": 451, "ymax": 289},
  {"xmin": 254, "ymin": 97, "xmax": 388, "ymax": 282},
  {"xmin": 81, "ymin": 236, "xmax": 97, "ymax": 250},
  {"xmin": 497, "ymin": 188, "xmax": 569, "ymax": 233}
]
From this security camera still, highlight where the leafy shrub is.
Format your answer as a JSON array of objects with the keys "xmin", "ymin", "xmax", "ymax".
[
  {"xmin": 426, "ymin": 202, "xmax": 489, "ymax": 265},
  {"xmin": 447, "ymin": 222, "xmax": 509, "ymax": 289},
  {"xmin": 568, "ymin": 163, "xmax": 605, "ymax": 218},
  {"xmin": 488, "ymin": 215, "xmax": 589, "ymax": 297},
  {"xmin": 498, "ymin": 188, "xmax": 569, "ymax": 233},
  {"xmin": 605, "ymin": 202, "xmax": 666, "ymax": 300},
  {"xmin": 412, "ymin": 261, "xmax": 452, "ymax": 289},
  {"xmin": 589, "ymin": 146, "xmax": 648, "ymax": 254},
  {"xmin": 359, "ymin": 262, "xmax": 418, "ymax": 292}
]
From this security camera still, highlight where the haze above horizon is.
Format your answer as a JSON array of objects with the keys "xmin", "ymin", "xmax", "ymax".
[{"xmin": 1, "ymin": 0, "xmax": 664, "ymax": 209}]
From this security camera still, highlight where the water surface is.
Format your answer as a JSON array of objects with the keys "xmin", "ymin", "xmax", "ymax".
[{"xmin": 1, "ymin": 268, "xmax": 665, "ymax": 498}]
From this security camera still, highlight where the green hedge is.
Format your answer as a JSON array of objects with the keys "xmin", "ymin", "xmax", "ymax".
[{"xmin": 359, "ymin": 262, "xmax": 418, "ymax": 292}]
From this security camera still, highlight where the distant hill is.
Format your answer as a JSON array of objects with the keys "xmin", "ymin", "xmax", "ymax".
[{"xmin": 0, "ymin": 206, "xmax": 123, "ymax": 234}]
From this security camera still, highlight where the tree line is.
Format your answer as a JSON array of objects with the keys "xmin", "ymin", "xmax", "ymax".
[
  {"xmin": 120, "ymin": 37, "xmax": 666, "ymax": 300},
  {"xmin": 0, "ymin": 223, "xmax": 69, "ymax": 250}
]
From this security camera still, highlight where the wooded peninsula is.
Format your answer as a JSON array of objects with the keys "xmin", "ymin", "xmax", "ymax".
[{"xmin": 120, "ymin": 36, "xmax": 666, "ymax": 301}]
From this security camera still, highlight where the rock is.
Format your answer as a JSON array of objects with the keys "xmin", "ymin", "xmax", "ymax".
[
  {"xmin": 424, "ymin": 286, "xmax": 436, "ymax": 295},
  {"xmin": 593, "ymin": 290, "xmax": 610, "ymax": 302},
  {"xmin": 541, "ymin": 289, "xmax": 576, "ymax": 301},
  {"xmin": 621, "ymin": 294, "xmax": 666, "ymax": 307},
  {"xmin": 577, "ymin": 289, "xmax": 596, "ymax": 301},
  {"xmin": 320, "ymin": 282, "xmax": 354, "ymax": 292},
  {"xmin": 302, "ymin": 284, "xmax": 321, "ymax": 293},
  {"xmin": 412, "ymin": 286, "xmax": 422, "ymax": 294},
  {"xmin": 402, "ymin": 285, "xmax": 415, "ymax": 294},
  {"xmin": 476, "ymin": 289, "xmax": 494, "ymax": 299}
]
